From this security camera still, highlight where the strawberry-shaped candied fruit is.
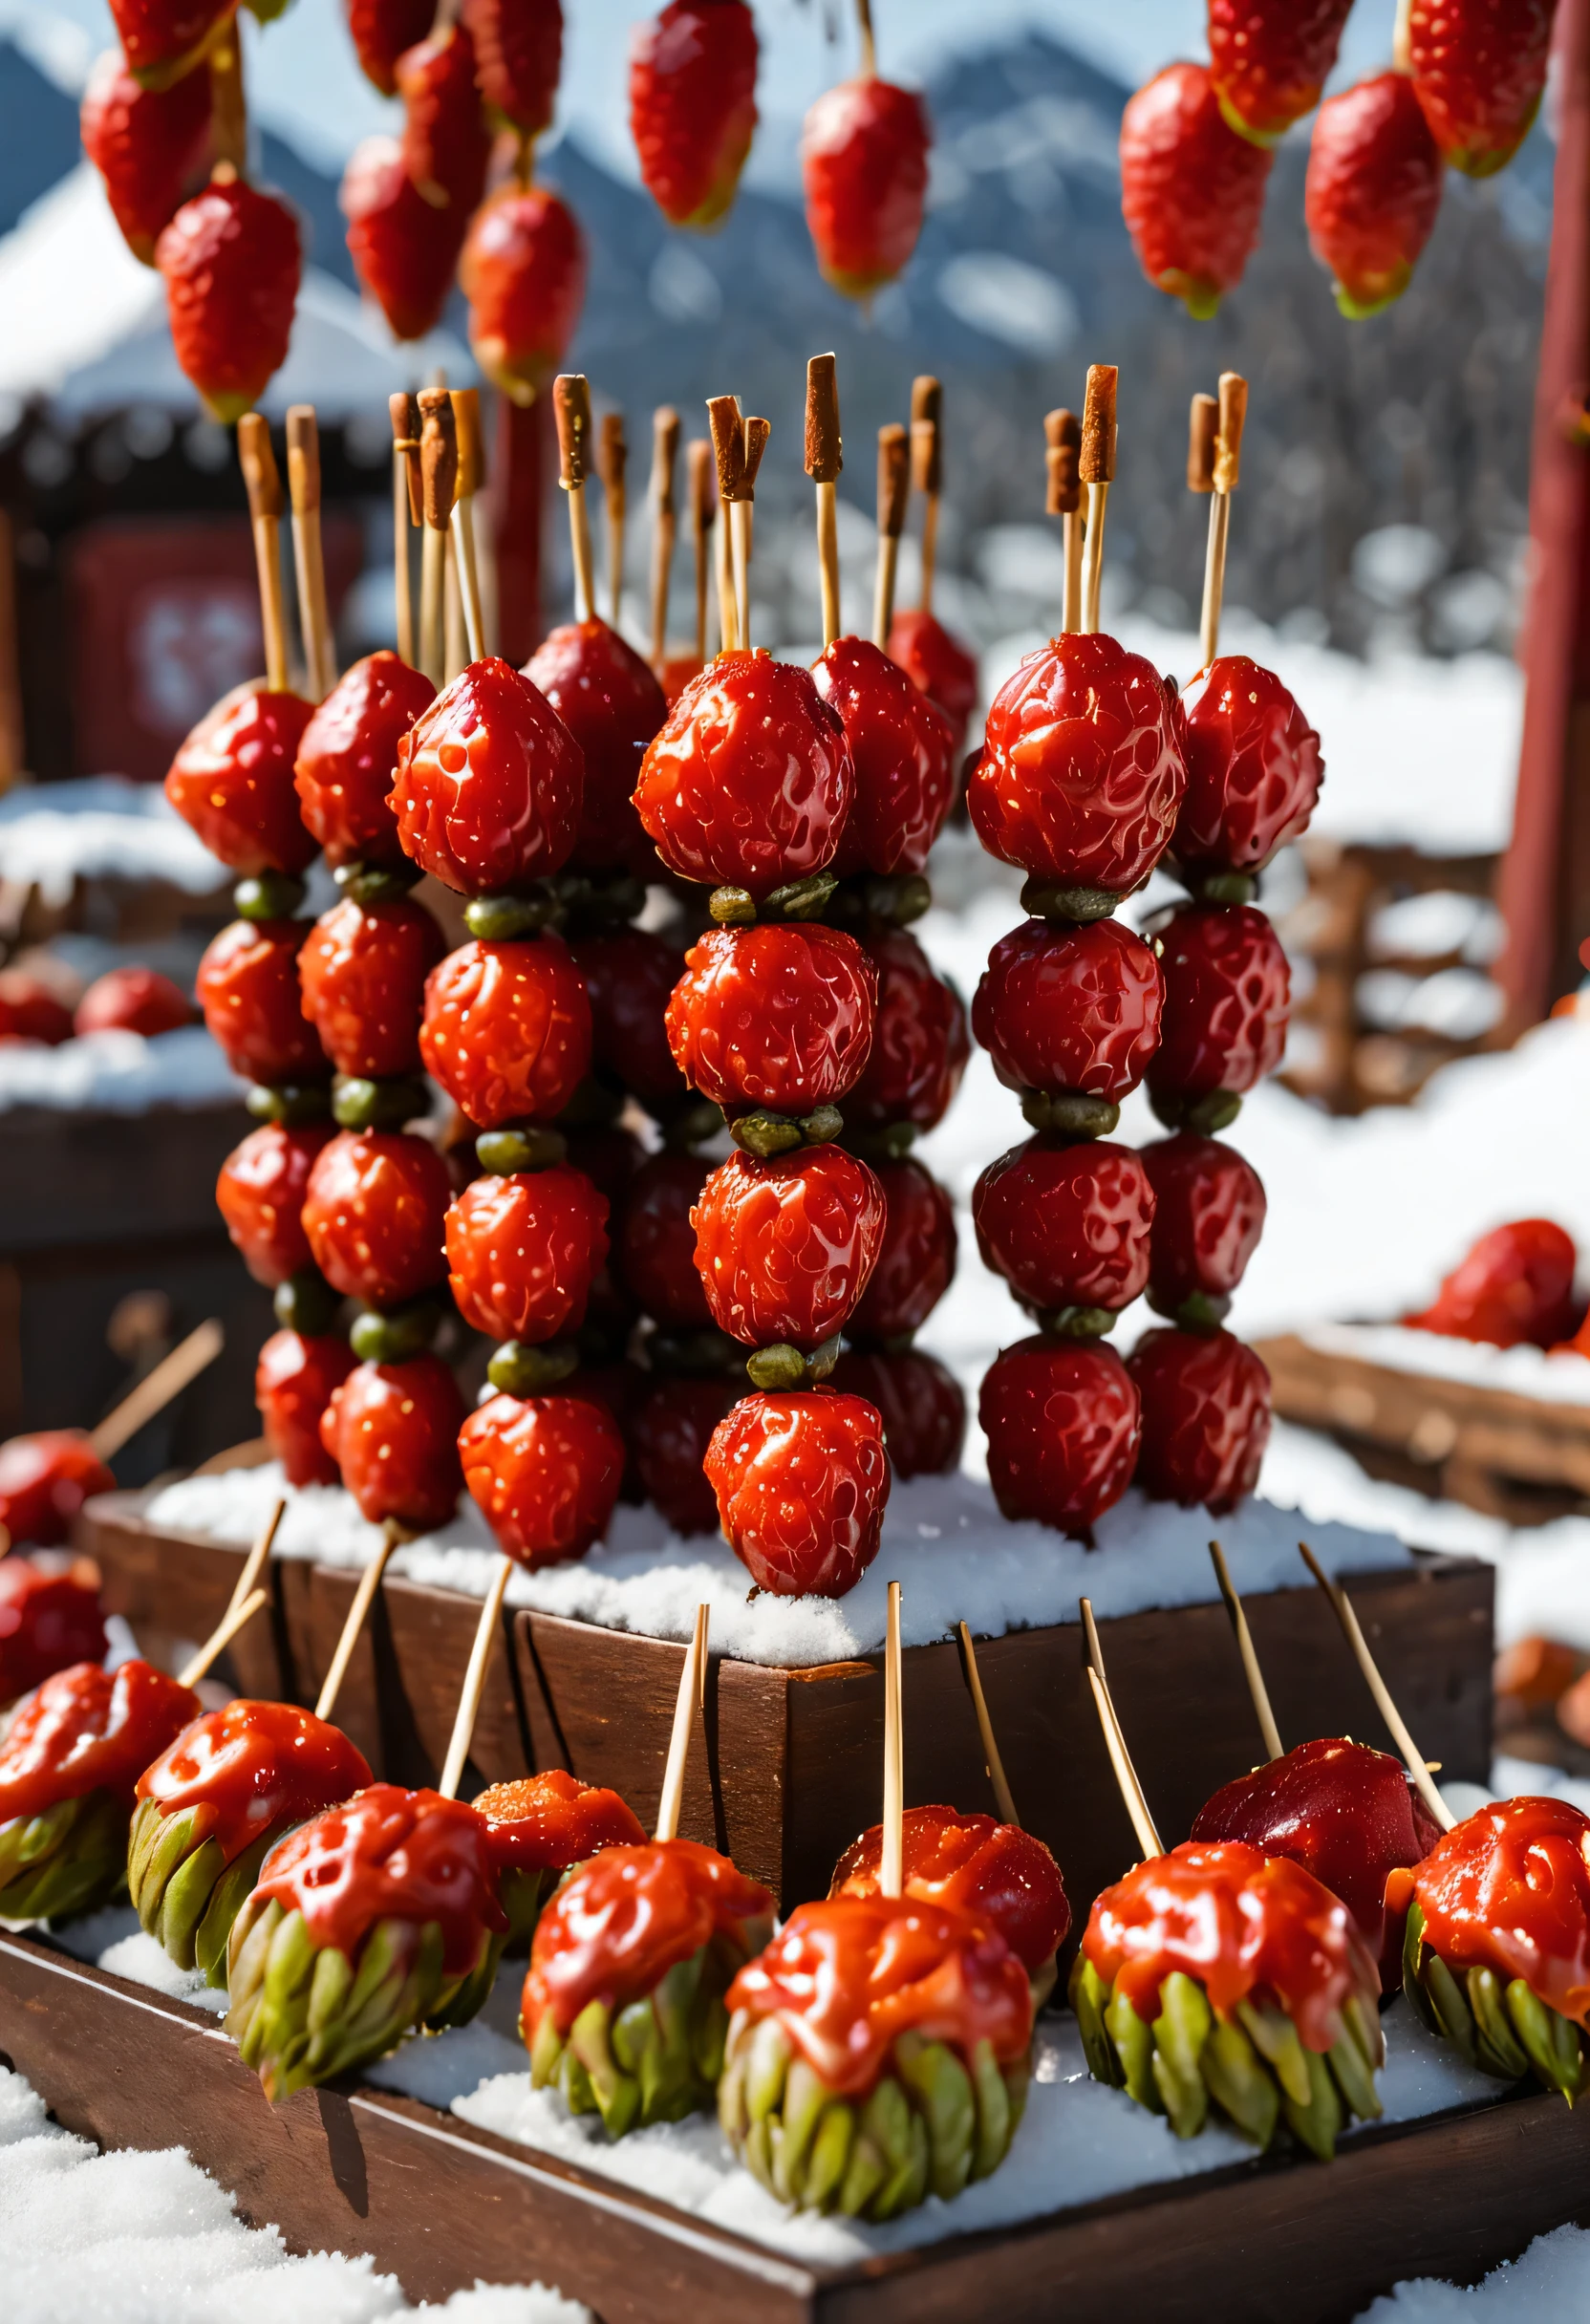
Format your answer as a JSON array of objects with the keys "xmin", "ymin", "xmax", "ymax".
[
  {"xmin": 827, "ymin": 1347, "xmax": 965, "ymax": 1479},
  {"xmin": 1207, "ymin": 0, "xmax": 1355, "ymax": 144},
  {"xmin": 666, "ymin": 923, "xmax": 877, "ymax": 1124},
  {"xmin": 972, "ymin": 916, "xmax": 1163, "ymax": 1130},
  {"xmin": 1120, "ymin": 61, "xmax": 1273, "ymax": 317},
  {"xmin": 846, "ymin": 1158, "xmax": 956, "ymax": 1346},
  {"xmin": 393, "ymin": 656, "xmax": 583, "ymax": 895},
  {"xmin": 1407, "ymin": 0, "xmax": 1556, "ymax": 177},
  {"xmin": 460, "ymin": 1391, "xmax": 626, "ymax": 1567},
  {"xmin": 814, "ymin": 635, "xmax": 956, "ymax": 878},
  {"xmin": 255, "ymin": 1327, "xmax": 357, "ymax": 1487},
  {"xmin": 196, "ymin": 919, "xmax": 328, "ymax": 1089},
  {"xmin": 1146, "ymin": 902, "xmax": 1290, "ymax": 1132},
  {"xmin": 630, "ymin": 1374, "xmax": 739, "ymax": 1536},
  {"xmin": 978, "ymin": 1337, "xmax": 1140, "ymax": 1537},
  {"xmin": 525, "ymin": 619, "xmax": 668, "ymax": 876},
  {"xmin": 1173, "ymin": 657, "xmax": 1323, "ymax": 880},
  {"xmin": 108, "ymin": 0, "xmax": 231, "ymax": 89},
  {"xmin": 342, "ymin": 136, "xmax": 469, "ymax": 345},
  {"xmin": 420, "ymin": 936, "xmax": 591, "ymax": 1130},
  {"xmin": 887, "ymin": 607, "xmax": 979, "ymax": 758},
  {"xmin": 615, "ymin": 1151, "xmax": 716, "ymax": 1330},
  {"xmin": 75, "ymin": 966, "xmax": 192, "ymax": 1038},
  {"xmin": 1141, "ymin": 1131, "xmax": 1267, "ymax": 1330},
  {"xmin": 463, "ymin": 0, "xmax": 563, "ymax": 135},
  {"xmin": 444, "ymin": 1164, "xmax": 610, "ymax": 1345},
  {"xmin": 973, "ymin": 1138, "xmax": 1153, "ymax": 1329},
  {"xmin": 629, "ymin": 0, "xmax": 759, "ymax": 229},
  {"xmin": 461, "ymin": 184, "xmax": 587, "ymax": 406},
  {"xmin": 1305, "ymin": 73, "xmax": 1445, "ymax": 318},
  {"xmin": 832, "ymin": 1805, "xmax": 1071, "ymax": 1990},
  {"xmin": 81, "ymin": 47, "xmax": 212, "ymax": 264},
  {"xmin": 302, "ymin": 1128, "xmax": 452, "ymax": 1311},
  {"xmin": 345, "ymin": 0, "xmax": 433, "ymax": 95},
  {"xmin": 294, "ymin": 652, "xmax": 437, "ymax": 869},
  {"xmin": 846, "ymin": 925, "xmax": 969, "ymax": 1139},
  {"xmin": 166, "ymin": 681, "xmax": 317, "ymax": 876},
  {"xmin": 0, "ymin": 1557, "xmax": 107, "ymax": 1702},
  {"xmin": 157, "ymin": 172, "xmax": 302, "ymax": 422},
  {"xmin": 1127, "ymin": 1327, "xmax": 1272, "ymax": 1514},
  {"xmin": 0, "ymin": 1435, "xmax": 116, "ymax": 1553},
  {"xmin": 320, "ymin": 1354, "xmax": 465, "ymax": 1531},
  {"xmin": 693, "ymin": 1146, "xmax": 885, "ymax": 1357},
  {"xmin": 298, "ymin": 896, "xmax": 446, "ymax": 1082},
  {"xmin": 1407, "ymin": 1217, "xmax": 1579, "ymax": 1349},
  {"xmin": 475, "ymin": 1767, "xmax": 644, "ymax": 1951},
  {"xmin": 569, "ymin": 929, "xmax": 687, "ymax": 1114},
  {"xmin": 802, "ymin": 71, "xmax": 930, "ymax": 300},
  {"xmin": 215, "ymin": 1121, "xmax": 333, "ymax": 1286},
  {"xmin": 396, "ymin": 22, "xmax": 490, "ymax": 213},
  {"xmin": 705, "ymin": 1388, "xmax": 890, "ymax": 1596}
]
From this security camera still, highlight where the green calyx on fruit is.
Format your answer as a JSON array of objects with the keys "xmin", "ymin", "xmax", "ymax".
[
  {"xmin": 527, "ymin": 1931, "xmax": 760, "ymax": 2139},
  {"xmin": 1019, "ymin": 877, "xmax": 1123, "ymax": 926},
  {"xmin": 1403, "ymin": 1900, "xmax": 1586, "ymax": 2102},
  {"xmin": 1147, "ymin": 1287, "xmax": 1231, "ymax": 1336},
  {"xmin": 1148, "ymin": 1087, "xmax": 1243, "ymax": 1137},
  {"xmin": 708, "ymin": 872, "xmax": 838, "ymax": 929},
  {"xmin": 746, "ymin": 1334, "xmax": 842, "ymax": 1391},
  {"xmin": 127, "ymin": 1795, "xmax": 289, "ymax": 1989},
  {"xmin": 463, "ymin": 888, "xmax": 563, "ymax": 942},
  {"xmin": 476, "ymin": 1122, "xmax": 569, "ymax": 1174},
  {"xmin": 332, "ymin": 1075, "xmax": 431, "ymax": 1131},
  {"xmin": 1019, "ymin": 1089, "xmax": 1121, "ymax": 1140},
  {"xmin": 247, "ymin": 1082, "xmax": 333, "ymax": 1126},
  {"xmin": 350, "ymin": 1296, "xmax": 446, "ymax": 1365},
  {"xmin": 233, "ymin": 871, "xmax": 308, "ymax": 923},
  {"xmin": 0, "ymin": 1789, "xmax": 130, "ymax": 1924},
  {"xmin": 1035, "ymin": 1304, "xmax": 1117, "ymax": 1341},
  {"xmin": 728, "ymin": 1105, "xmax": 844, "ymax": 1160},
  {"xmin": 273, "ymin": 1266, "xmax": 341, "ymax": 1337},
  {"xmin": 487, "ymin": 1337, "xmax": 580, "ymax": 1395},
  {"xmin": 333, "ymin": 861, "xmax": 421, "ymax": 906}
]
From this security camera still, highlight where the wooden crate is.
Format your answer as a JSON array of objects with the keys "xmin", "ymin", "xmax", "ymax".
[{"xmin": 3, "ymin": 1927, "xmax": 1586, "ymax": 2323}]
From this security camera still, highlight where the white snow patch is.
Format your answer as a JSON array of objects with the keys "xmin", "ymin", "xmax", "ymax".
[
  {"xmin": 0, "ymin": 777, "xmax": 226, "ymax": 903},
  {"xmin": 1300, "ymin": 1323, "xmax": 1590, "ymax": 1408},
  {"xmin": 0, "ymin": 1024, "xmax": 242, "ymax": 1114},
  {"xmin": 1356, "ymin": 2224, "xmax": 1590, "ymax": 2319}
]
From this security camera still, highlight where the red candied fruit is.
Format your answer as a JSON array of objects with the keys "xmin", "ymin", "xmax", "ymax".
[
  {"xmin": 196, "ymin": 919, "xmax": 327, "ymax": 1087},
  {"xmin": 302, "ymin": 1129, "xmax": 452, "ymax": 1311},
  {"xmin": 294, "ymin": 651, "xmax": 437, "ymax": 867},
  {"xmin": 847, "ymin": 926, "xmax": 969, "ymax": 1133},
  {"xmin": 693, "ymin": 1147, "xmax": 886, "ymax": 1352},
  {"xmin": 346, "ymin": 0, "xmax": 433, "ymax": 93},
  {"xmin": 463, "ymin": 0, "xmax": 563, "ymax": 136},
  {"xmin": 969, "ymin": 635, "xmax": 1186, "ymax": 893},
  {"xmin": 0, "ymin": 973, "xmax": 74, "ymax": 1046},
  {"xmin": 973, "ymin": 917, "xmax": 1162, "ymax": 1103},
  {"xmin": 255, "ymin": 1327, "xmax": 356, "ymax": 1489},
  {"xmin": 1407, "ymin": 0, "xmax": 1555, "ymax": 179},
  {"xmin": 1174, "ymin": 657, "xmax": 1323, "ymax": 876},
  {"xmin": 1141, "ymin": 1133, "xmax": 1267, "ymax": 1323},
  {"xmin": 165, "ymin": 683, "xmax": 316, "ymax": 876},
  {"xmin": 1148, "ymin": 904, "xmax": 1290, "ymax": 1113},
  {"xmin": 631, "ymin": 1373, "xmax": 739, "ymax": 1537},
  {"xmin": 461, "ymin": 183, "xmax": 587, "ymax": 407},
  {"xmin": 569, "ymin": 929, "xmax": 685, "ymax": 1112},
  {"xmin": 705, "ymin": 1388, "xmax": 891, "ymax": 1597},
  {"xmin": 828, "ymin": 1347, "xmax": 965, "ymax": 1480},
  {"xmin": 1409, "ymin": 1218, "xmax": 1580, "ymax": 1352},
  {"xmin": 614, "ymin": 1151, "xmax": 713, "ymax": 1329},
  {"xmin": 216, "ymin": 1120, "xmax": 333, "ymax": 1286},
  {"xmin": 832, "ymin": 1806, "xmax": 1071, "ymax": 1975},
  {"xmin": 420, "ymin": 936, "xmax": 591, "ymax": 1130},
  {"xmin": 1128, "ymin": 1327, "xmax": 1272, "ymax": 1514},
  {"xmin": 156, "ymin": 178, "xmax": 302, "ymax": 425},
  {"xmin": 1305, "ymin": 73, "xmax": 1444, "ymax": 320},
  {"xmin": 392, "ymin": 657, "xmax": 583, "ymax": 896},
  {"xmin": 887, "ymin": 609, "xmax": 979, "ymax": 759},
  {"xmin": 974, "ymin": 1138, "xmax": 1154, "ymax": 1319},
  {"xmin": 80, "ymin": 47, "xmax": 212, "ymax": 266},
  {"xmin": 75, "ymin": 966, "xmax": 191, "ymax": 1039},
  {"xmin": 396, "ymin": 21, "xmax": 490, "ymax": 213},
  {"xmin": 460, "ymin": 1391, "xmax": 626, "ymax": 1567},
  {"xmin": 666, "ymin": 924, "xmax": 877, "ymax": 1117},
  {"xmin": 524, "ymin": 621, "xmax": 667, "ymax": 878},
  {"xmin": 630, "ymin": 0, "xmax": 759, "ymax": 228},
  {"xmin": 979, "ymin": 1337, "xmax": 1141, "ymax": 1537},
  {"xmin": 342, "ymin": 134, "xmax": 470, "ymax": 346},
  {"xmin": 444, "ymin": 1165, "xmax": 610, "ymax": 1345},
  {"xmin": 105, "ymin": 0, "xmax": 230, "ymax": 91},
  {"xmin": 813, "ymin": 636, "xmax": 956, "ymax": 878},
  {"xmin": 0, "ymin": 1555, "xmax": 107, "ymax": 1701},
  {"xmin": 1120, "ymin": 61, "xmax": 1274, "ymax": 318},
  {"xmin": 298, "ymin": 896, "xmax": 445, "ymax": 1080},
  {"xmin": 0, "ymin": 1433, "xmax": 117, "ymax": 1553},
  {"xmin": 321, "ymin": 1354, "xmax": 465, "ymax": 1531},
  {"xmin": 846, "ymin": 1159, "xmax": 956, "ymax": 1345},
  {"xmin": 1208, "ymin": 0, "xmax": 1354, "ymax": 144},
  {"xmin": 633, "ymin": 650, "xmax": 854, "ymax": 901},
  {"xmin": 802, "ymin": 74, "xmax": 930, "ymax": 300}
]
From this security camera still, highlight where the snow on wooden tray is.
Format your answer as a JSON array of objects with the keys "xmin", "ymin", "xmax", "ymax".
[{"xmin": 1300, "ymin": 1323, "xmax": 1590, "ymax": 1408}]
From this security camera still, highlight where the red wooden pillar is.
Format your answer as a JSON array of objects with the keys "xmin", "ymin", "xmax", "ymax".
[
  {"xmin": 1497, "ymin": 0, "xmax": 1590, "ymax": 1025},
  {"xmin": 489, "ymin": 391, "xmax": 552, "ymax": 667}
]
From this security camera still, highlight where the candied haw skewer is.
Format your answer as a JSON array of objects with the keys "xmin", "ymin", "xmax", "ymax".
[
  {"xmin": 255, "ymin": 1328, "xmax": 357, "ymax": 1487},
  {"xmin": 524, "ymin": 612, "xmax": 667, "ymax": 881},
  {"xmin": 343, "ymin": 136, "xmax": 469, "ymax": 345},
  {"xmin": 630, "ymin": 0, "xmax": 759, "ymax": 229},
  {"xmin": 973, "ymin": 1139, "xmax": 1153, "ymax": 1333},
  {"xmin": 393, "ymin": 656, "xmax": 584, "ymax": 896},
  {"xmin": 705, "ymin": 1389, "xmax": 891, "ymax": 1596},
  {"xmin": 979, "ymin": 1337, "xmax": 1140, "ymax": 1537},
  {"xmin": 972, "ymin": 916, "xmax": 1162, "ymax": 1137},
  {"xmin": 294, "ymin": 651, "xmax": 438, "ymax": 871},
  {"xmin": 81, "ymin": 46, "xmax": 212, "ymax": 265},
  {"xmin": 108, "ymin": 0, "xmax": 232, "ymax": 89},
  {"xmin": 0, "ymin": 1557, "xmax": 107, "ymax": 1703},
  {"xmin": 1141, "ymin": 1131, "xmax": 1267, "ymax": 1331},
  {"xmin": 420, "ymin": 935, "xmax": 591, "ymax": 1131},
  {"xmin": 886, "ymin": 376, "xmax": 979, "ymax": 757},
  {"xmin": 302, "ymin": 1128, "xmax": 452, "ymax": 1316},
  {"xmin": 166, "ymin": 684, "xmax": 317, "ymax": 880},
  {"xmin": 692, "ymin": 1146, "xmax": 886, "ymax": 1362},
  {"xmin": 321, "ymin": 1353, "xmax": 465, "ymax": 1532},
  {"xmin": 827, "ymin": 1347, "xmax": 964, "ymax": 1480},
  {"xmin": 463, "ymin": 0, "xmax": 563, "ymax": 137},
  {"xmin": 460, "ymin": 1390, "xmax": 627, "ymax": 1567},
  {"xmin": 1305, "ymin": 73, "xmax": 1444, "ymax": 318},
  {"xmin": 1407, "ymin": 0, "xmax": 1555, "ymax": 178},
  {"xmin": 801, "ymin": 9, "xmax": 930, "ymax": 301},
  {"xmin": 197, "ymin": 919, "xmax": 329, "ymax": 1092},
  {"xmin": 444, "ymin": 1164, "xmax": 610, "ymax": 1354},
  {"xmin": 216, "ymin": 1121, "xmax": 334, "ymax": 1289},
  {"xmin": 1207, "ymin": 0, "xmax": 1354, "ymax": 145},
  {"xmin": 1127, "ymin": 1327, "xmax": 1272, "ymax": 1515},
  {"xmin": 1120, "ymin": 61, "xmax": 1273, "ymax": 317},
  {"xmin": 396, "ymin": 21, "xmax": 490, "ymax": 214},
  {"xmin": 158, "ymin": 169, "xmax": 302, "ymax": 422},
  {"xmin": 299, "ymin": 894, "xmax": 447, "ymax": 1086},
  {"xmin": 0, "ymin": 1435, "xmax": 116, "ymax": 1554},
  {"xmin": 1146, "ymin": 902, "xmax": 1290, "ymax": 1134},
  {"xmin": 666, "ymin": 922, "xmax": 877, "ymax": 1130},
  {"xmin": 346, "ymin": 0, "xmax": 433, "ymax": 94},
  {"xmin": 846, "ymin": 925, "xmax": 969, "ymax": 1142},
  {"xmin": 462, "ymin": 183, "xmax": 587, "ymax": 406}
]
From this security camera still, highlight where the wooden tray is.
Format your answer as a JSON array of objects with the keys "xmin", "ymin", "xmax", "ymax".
[
  {"xmin": 79, "ymin": 1488, "xmax": 1495, "ymax": 1926},
  {"xmin": 4, "ymin": 1926, "xmax": 1587, "ymax": 2323}
]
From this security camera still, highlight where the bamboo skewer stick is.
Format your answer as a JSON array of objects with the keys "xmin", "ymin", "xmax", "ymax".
[
  {"xmin": 1079, "ymin": 365, "xmax": 1117, "ymax": 636},
  {"xmin": 707, "ymin": 396, "xmax": 746, "ymax": 653},
  {"xmin": 89, "ymin": 1318, "xmax": 224, "ymax": 1463},
  {"xmin": 236, "ymin": 416, "xmax": 289, "ymax": 693},
  {"xmin": 439, "ymin": 1552, "xmax": 514, "ymax": 1799},
  {"xmin": 553, "ymin": 374, "xmax": 597, "ymax": 627},
  {"xmin": 956, "ymin": 1622, "xmax": 1019, "ymax": 1829},
  {"xmin": 448, "ymin": 387, "xmax": 486, "ymax": 664},
  {"xmin": 1081, "ymin": 1597, "xmax": 1163, "ymax": 1860},
  {"xmin": 738, "ymin": 414, "xmax": 769, "ymax": 652},
  {"xmin": 223, "ymin": 1496, "xmax": 286, "ymax": 1624},
  {"xmin": 208, "ymin": 22, "xmax": 247, "ymax": 177},
  {"xmin": 389, "ymin": 393, "xmax": 419, "ymax": 668},
  {"xmin": 1298, "ymin": 1544, "xmax": 1457, "ymax": 1832},
  {"xmin": 688, "ymin": 440, "xmax": 715, "ymax": 663},
  {"xmin": 855, "ymin": 0, "xmax": 876, "ymax": 78},
  {"xmin": 178, "ymin": 1588, "xmax": 269, "ymax": 1689},
  {"xmin": 1207, "ymin": 1539, "xmax": 1284, "ymax": 1763},
  {"xmin": 910, "ymin": 375, "xmax": 942, "ymax": 618},
  {"xmin": 648, "ymin": 407, "xmax": 680, "ymax": 674},
  {"xmin": 655, "ymin": 1603, "xmax": 710, "ymax": 1842},
  {"xmin": 805, "ymin": 353, "xmax": 844, "ymax": 652},
  {"xmin": 1045, "ymin": 407, "xmax": 1083, "ymax": 635},
  {"xmin": 443, "ymin": 534, "xmax": 466, "ymax": 683},
  {"xmin": 417, "ymin": 388, "xmax": 458, "ymax": 688},
  {"xmin": 286, "ymin": 406, "xmax": 335, "ymax": 699},
  {"xmin": 597, "ymin": 410, "xmax": 628, "ymax": 632},
  {"xmin": 314, "ymin": 1521, "xmax": 403, "ymax": 1723},
  {"xmin": 880, "ymin": 1579, "xmax": 903, "ymax": 1898},
  {"xmin": 1198, "ymin": 372, "xmax": 1248, "ymax": 670},
  {"xmin": 872, "ymin": 422, "xmax": 909, "ymax": 651}
]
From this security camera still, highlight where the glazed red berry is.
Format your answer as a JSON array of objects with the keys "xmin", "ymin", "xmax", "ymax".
[
  {"xmin": 693, "ymin": 1147, "xmax": 886, "ymax": 1351},
  {"xmin": 294, "ymin": 653, "xmax": 437, "ymax": 870},
  {"xmin": 846, "ymin": 926, "xmax": 969, "ymax": 1134},
  {"xmin": 525, "ymin": 620, "xmax": 668, "ymax": 877},
  {"xmin": 886, "ymin": 609, "xmax": 979, "ymax": 760},
  {"xmin": 1128, "ymin": 1327, "xmax": 1272, "ymax": 1514},
  {"xmin": 666, "ymin": 924, "xmax": 877, "ymax": 1117},
  {"xmin": 75, "ymin": 966, "xmax": 192, "ymax": 1039},
  {"xmin": 1147, "ymin": 904, "xmax": 1290, "ymax": 1114},
  {"xmin": 1407, "ymin": 1218, "xmax": 1579, "ymax": 1350},
  {"xmin": 393, "ymin": 657, "xmax": 583, "ymax": 896},
  {"xmin": 705, "ymin": 1389, "xmax": 891, "ymax": 1596},
  {"xmin": 345, "ymin": 0, "xmax": 433, "ymax": 94},
  {"xmin": 81, "ymin": 47, "xmax": 212, "ymax": 265},
  {"xmin": 0, "ymin": 1554, "xmax": 107, "ymax": 1701},
  {"xmin": 157, "ymin": 175, "xmax": 302, "ymax": 423},
  {"xmin": 1120, "ymin": 62, "xmax": 1274, "ymax": 317},
  {"xmin": 463, "ymin": 0, "xmax": 563, "ymax": 135},
  {"xmin": 802, "ymin": 74, "xmax": 930, "ymax": 300},
  {"xmin": 420, "ymin": 936, "xmax": 591, "ymax": 1130},
  {"xmin": 974, "ymin": 1139, "xmax": 1153, "ymax": 1319},
  {"xmin": 0, "ymin": 974, "xmax": 73, "ymax": 1046},
  {"xmin": 634, "ymin": 650, "xmax": 854, "ymax": 900},
  {"xmin": 813, "ymin": 637, "xmax": 956, "ymax": 878},
  {"xmin": 298, "ymin": 897, "xmax": 445, "ymax": 1081},
  {"xmin": 321, "ymin": 1354, "xmax": 465, "ymax": 1531},
  {"xmin": 342, "ymin": 136, "xmax": 469, "ymax": 345},
  {"xmin": 196, "ymin": 920, "xmax": 327, "ymax": 1087},
  {"xmin": 302, "ymin": 1129, "xmax": 452, "ymax": 1310},
  {"xmin": 1173, "ymin": 657, "xmax": 1323, "ymax": 877},
  {"xmin": 568, "ymin": 929, "xmax": 686, "ymax": 1112},
  {"xmin": 1407, "ymin": 0, "xmax": 1555, "ymax": 178},
  {"xmin": 444, "ymin": 1165, "xmax": 610, "ymax": 1345},
  {"xmin": 460, "ymin": 1392, "xmax": 626, "ymax": 1567},
  {"xmin": 1305, "ymin": 73, "xmax": 1444, "ymax": 318},
  {"xmin": 614, "ymin": 1152, "xmax": 714, "ymax": 1329},
  {"xmin": 1141, "ymin": 1133, "xmax": 1267, "ymax": 1324},
  {"xmin": 216, "ymin": 1121, "xmax": 334, "ymax": 1286},
  {"xmin": 107, "ymin": 0, "xmax": 232, "ymax": 88},
  {"xmin": 846, "ymin": 1160, "xmax": 956, "ymax": 1345},
  {"xmin": 461, "ymin": 184, "xmax": 587, "ymax": 406},
  {"xmin": 255, "ymin": 1328, "xmax": 356, "ymax": 1488},
  {"xmin": 0, "ymin": 1433, "xmax": 116, "ymax": 1553},
  {"xmin": 630, "ymin": 0, "xmax": 759, "ymax": 228},
  {"xmin": 397, "ymin": 22, "xmax": 490, "ymax": 213},
  {"xmin": 631, "ymin": 1374, "xmax": 738, "ymax": 1537},
  {"xmin": 979, "ymin": 1338, "xmax": 1140, "ymax": 1537},
  {"xmin": 828, "ymin": 1347, "xmax": 965, "ymax": 1480},
  {"xmin": 969, "ymin": 635, "xmax": 1186, "ymax": 893},
  {"xmin": 165, "ymin": 683, "xmax": 316, "ymax": 875},
  {"xmin": 1207, "ymin": 1, "xmax": 1355, "ymax": 144},
  {"xmin": 973, "ymin": 918, "xmax": 1162, "ymax": 1103}
]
